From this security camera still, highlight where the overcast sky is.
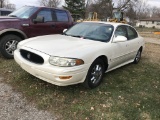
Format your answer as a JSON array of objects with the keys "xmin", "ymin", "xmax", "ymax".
[{"xmin": 9, "ymin": 0, "xmax": 160, "ymax": 9}]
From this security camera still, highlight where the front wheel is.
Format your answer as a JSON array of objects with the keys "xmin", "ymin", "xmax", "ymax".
[
  {"xmin": 0, "ymin": 34, "xmax": 21, "ymax": 59},
  {"xmin": 133, "ymin": 49, "xmax": 142, "ymax": 64},
  {"xmin": 83, "ymin": 59, "xmax": 105, "ymax": 89}
]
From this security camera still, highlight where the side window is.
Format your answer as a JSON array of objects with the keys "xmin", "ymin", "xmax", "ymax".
[
  {"xmin": 115, "ymin": 26, "xmax": 127, "ymax": 38},
  {"xmin": 37, "ymin": 9, "xmax": 52, "ymax": 22},
  {"xmin": 127, "ymin": 26, "xmax": 138, "ymax": 40},
  {"xmin": 55, "ymin": 10, "xmax": 68, "ymax": 22}
]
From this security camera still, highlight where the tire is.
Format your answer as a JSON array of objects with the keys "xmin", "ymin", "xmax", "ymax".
[
  {"xmin": 83, "ymin": 58, "xmax": 105, "ymax": 89},
  {"xmin": 0, "ymin": 34, "xmax": 22, "ymax": 59},
  {"xmin": 133, "ymin": 49, "xmax": 142, "ymax": 64}
]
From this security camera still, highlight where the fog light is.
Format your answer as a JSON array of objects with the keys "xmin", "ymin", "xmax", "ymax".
[{"xmin": 59, "ymin": 76, "xmax": 72, "ymax": 80}]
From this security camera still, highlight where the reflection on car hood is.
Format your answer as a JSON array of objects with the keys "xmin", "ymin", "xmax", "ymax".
[{"xmin": 22, "ymin": 34, "xmax": 104, "ymax": 57}]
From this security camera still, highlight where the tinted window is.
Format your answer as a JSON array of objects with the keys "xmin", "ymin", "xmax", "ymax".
[
  {"xmin": 37, "ymin": 9, "xmax": 52, "ymax": 22},
  {"xmin": 115, "ymin": 26, "xmax": 127, "ymax": 38},
  {"xmin": 126, "ymin": 26, "xmax": 138, "ymax": 40},
  {"xmin": 55, "ymin": 10, "xmax": 68, "ymax": 22}
]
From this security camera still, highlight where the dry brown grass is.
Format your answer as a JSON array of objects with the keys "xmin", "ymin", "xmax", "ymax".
[
  {"xmin": 139, "ymin": 33, "xmax": 160, "ymax": 39},
  {"xmin": 143, "ymin": 43, "xmax": 160, "ymax": 65}
]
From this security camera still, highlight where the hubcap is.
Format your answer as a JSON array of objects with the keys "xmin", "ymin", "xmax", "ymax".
[
  {"xmin": 5, "ymin": 40, "xmax": 18, "ymax": 55},
  {"xmin": 90, "ymin": 64, "xmax": 103, "ymax": 84}
]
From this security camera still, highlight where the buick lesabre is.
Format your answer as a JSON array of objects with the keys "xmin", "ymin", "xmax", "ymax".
[{"xmin": 14, "ymin": 22, "xmax": 144, "ymax": 88}]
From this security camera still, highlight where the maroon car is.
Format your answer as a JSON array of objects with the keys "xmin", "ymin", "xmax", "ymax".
[{"xmin": 0, "ymin": 6, "xmax": 74, "ymax": 58}]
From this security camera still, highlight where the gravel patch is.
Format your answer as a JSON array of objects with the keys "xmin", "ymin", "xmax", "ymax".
[
  {"xmin": 0, "ymin": 77, "xmax": 56, "ymax": 120},
  {"xmin": 144, "ymin": 37, "xmax": 160, "ymax": 45}
]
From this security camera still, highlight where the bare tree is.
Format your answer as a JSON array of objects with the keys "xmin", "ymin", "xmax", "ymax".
[
  {"xmin": 5, "ymin": 3, "xmax": 16, "ymax": 10},
  {"xmin": 0, "ymin": 0, "xmax": 6, "ymax": 8},
  {"xmin": 39, "ymin": 0, "xmax": 61, "ymax": 7},
  {"xmin": 134, "ymin": 0, "xmax": 150, "ymax": 19},
  {"xmin": 87, "ymin": 0, "xmax": 138, "ymax": 19},
  {"xmin": 149, "ymin": 7, "xmax": 160, "ymax": 18},
  {"xmin": 117, "ymin": 0, "xmax": 138, "ymax": 10},
  {"xmin": 0, "ymin": 0, "xmax": 16, "ymax": 10},
  {"xmin": 87, "ymin": 0, "xmax": 114, "ymax": 19}
]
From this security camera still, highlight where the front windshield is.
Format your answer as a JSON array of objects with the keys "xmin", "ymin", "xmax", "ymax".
[
  {"xmin": 8, "ymin": 6, "xmax": 38, "ymax": 19},
  {"xmin": 65, "ymin": 22, "xmax": 114, "ymax": 42}
]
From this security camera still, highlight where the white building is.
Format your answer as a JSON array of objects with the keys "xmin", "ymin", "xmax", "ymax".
[{"xmin": 136, "ymin": 18, "xmax": 160, "ymax": 29}]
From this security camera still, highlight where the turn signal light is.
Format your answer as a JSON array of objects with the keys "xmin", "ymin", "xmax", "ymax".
[
  {"xmin": 59, "ymin": 76, "xmax": 72, "ymax": 80},
  {"xmin": 76, "ymin": 59, "xmax": 84, "ymax": 65}
]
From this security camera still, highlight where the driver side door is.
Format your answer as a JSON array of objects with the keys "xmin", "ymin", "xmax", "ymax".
[{"xmin": 28, "ymin": 8, "xmax": 57, "ymax": 37}]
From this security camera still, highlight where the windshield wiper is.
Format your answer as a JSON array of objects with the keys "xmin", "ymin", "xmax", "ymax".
[
  {"xmin": 83, "ymin": 36, "xmax": 94, "ymax": 40},
  {"xmin": 83, "ymin": 36, "xmax": 106, "ymax": 42},
  {"xmin": 8, "ymin": 15, "xmax": 17, "ymax": 17},
  {"xmin": 71, "ymin": 35, "xmax": 82, "ymax": 38},
  {"xmin": 63, "ymin": 34, "xmax": 83, "ymax": 38}
]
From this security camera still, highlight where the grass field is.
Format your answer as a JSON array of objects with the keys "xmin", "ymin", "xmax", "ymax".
[{"xmin": 0, "ymin": 43, "xmax": 160, "ymax": 120}]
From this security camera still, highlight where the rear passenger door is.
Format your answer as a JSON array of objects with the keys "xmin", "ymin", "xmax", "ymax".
[
  {"xmin": 28, "ymin": 8, "xmax": 57, "ymax": 37},
  {"xmin": 54, "ymin": 10, "xmax": 70, "ymax": 33}
]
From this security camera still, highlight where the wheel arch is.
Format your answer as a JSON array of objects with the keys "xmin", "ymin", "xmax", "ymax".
[
  {"xmin": 0, "ymin": 29, "xmax": 28, "ymax": 40},
  {"xmin": 95, "ymin": 55, "xmax": 109, "ymax": 72},
  {"xmin": 139, "ymin": 46, "xmax": 143, "ymax": 52}
]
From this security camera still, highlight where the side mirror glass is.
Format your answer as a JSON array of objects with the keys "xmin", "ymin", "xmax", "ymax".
[
  {"xmin": 33, "ymin": 16, "xmax": 44, "ymax": 23},
  {"xmin": 63, "ymin": 29, "xmax": 67, "ymax": 33},
  {"xmin": 113, "ymin": 36, "xmax": 127, "ymax": 43}
]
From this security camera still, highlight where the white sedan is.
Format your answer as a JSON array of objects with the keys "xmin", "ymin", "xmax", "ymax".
[{"xmin": 14, "ymin": 22, "xmax": 144, "ymax": 89}]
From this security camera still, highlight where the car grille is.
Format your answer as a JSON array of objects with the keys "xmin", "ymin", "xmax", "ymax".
[{"xmin": 20, "ymin": 49, "xmax": 44, "ymax": 64}]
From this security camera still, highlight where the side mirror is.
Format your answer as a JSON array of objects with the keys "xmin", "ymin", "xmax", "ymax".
[
  {"xmin": 113, "ymin": 36, "xmax": 127, "ymax": 43},
  {"xmin": 33, "ymin": 16, "xmax": 44, "ymax": 23},
  {"xmin": 63, "ymin": 29, "xmax": 67, "ymax": 33}
]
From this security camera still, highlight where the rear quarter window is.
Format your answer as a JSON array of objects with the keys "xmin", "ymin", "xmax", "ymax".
[
  {"xmin": 127, "ymin": 26, "xmax": 138, "ymax": 40},
  {"xmin": 55, "ymin": 10, "xmax": 68, "ymax": 22}
]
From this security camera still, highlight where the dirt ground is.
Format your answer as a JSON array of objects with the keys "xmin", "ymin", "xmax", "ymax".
[
  {"xmin": 144, "ymin": 37, "xmax": 160, "ymax": 45},
  {"xmin": 0, "ymin": 78, "xmax": 56, "ymax": 120}
]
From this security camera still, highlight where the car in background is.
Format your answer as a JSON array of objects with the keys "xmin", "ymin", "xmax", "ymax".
[
  {"xmin": 14, "ymin": 21, "xmax": 144, "ymax": 89},
  {"xmin": 0, "ymin": 6, "xmax": 74, "ymax": 59},
  {"xmin": 0, "ymin": 8, "xmax": 13, "ymax": 16}
]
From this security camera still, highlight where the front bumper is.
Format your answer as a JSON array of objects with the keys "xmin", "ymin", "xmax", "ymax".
[{"xmin": 14, "ymin": 47, "xmax": 89, "ymax": 86}]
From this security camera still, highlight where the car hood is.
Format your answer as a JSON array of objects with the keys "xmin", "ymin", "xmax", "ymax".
[
  {"xmin": 22, "ymin": 35, "xmax": 104, "ymax": 57},
  {"xmin": 0, "ymin": 16, "xmax": 20, "ymax": 22}
]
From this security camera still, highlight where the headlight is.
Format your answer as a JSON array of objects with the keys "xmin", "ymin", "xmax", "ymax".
[{"xmin": 49, "ymin": 56, "xmax": 84, "ymax": 67}]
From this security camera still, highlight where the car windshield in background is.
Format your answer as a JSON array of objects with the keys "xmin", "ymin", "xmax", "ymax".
[
  {"xmin": 65, "ymin": 22, "xmax": 114, "ymax": 42},
  {"xmin": 8, "ymin": 6, "xmax": 38, "ymax": 19}
]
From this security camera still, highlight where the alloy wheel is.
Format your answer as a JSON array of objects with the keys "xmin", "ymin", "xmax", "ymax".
[
  {"xmin": 5, "ymin": 40, "xmax": 18, "ymax": 55},
  {"xmin": 90, "ymin": 64, "xmax": 103, "ymax": 84}
]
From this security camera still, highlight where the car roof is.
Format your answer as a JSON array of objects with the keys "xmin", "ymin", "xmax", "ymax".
[
  {"xmin": 83, "ymin": 21, "xmax": 128, "ymax": 28},
  {"xmin": 24, "ymin": 6, "xmax": 67, "ymax": 11}
]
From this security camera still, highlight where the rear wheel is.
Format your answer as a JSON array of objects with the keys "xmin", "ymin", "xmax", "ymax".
[
  {"xmin": 83, "ymin": 58, "xmax": 105, "ymax": 89},
  {"xmin": 0, "ymin": 34, "xmax": 21, "ymax": 59},
  {"xmin": 133, "ymin": 49, "xmax": 142, "ymax": 64}
]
